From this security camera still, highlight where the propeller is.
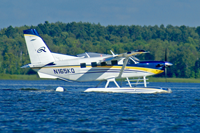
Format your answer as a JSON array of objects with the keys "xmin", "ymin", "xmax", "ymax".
[
  {"xmin": 165, "ymin": 48, "xmax": 167, "ymax": 62},
  {"xmin": 164, "ymin": 48, "xmax": 173, "ymax": 82},
  {"xmin": 165, "ymin": 48, "xmax": 168, "ymax": 82}
]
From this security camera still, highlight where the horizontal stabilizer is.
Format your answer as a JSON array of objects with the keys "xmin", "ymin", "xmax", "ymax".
[
  {"xmin": 21, "ymin": 62, "xmax": 55, "ymax": 68},
  {"xmin": 21, "ymin": 64, "xmax": 30, "ymax": 68}
]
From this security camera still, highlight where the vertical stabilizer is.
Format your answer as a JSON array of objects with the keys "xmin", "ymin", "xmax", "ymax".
[{"xmin": 23, "ymin": 29, "xmax": 55, "ymax": 64}]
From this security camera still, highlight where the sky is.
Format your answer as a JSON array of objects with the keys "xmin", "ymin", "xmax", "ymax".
[{"xmin": 1, "ymin": 0, "xmax": 200, "ymax": 29}]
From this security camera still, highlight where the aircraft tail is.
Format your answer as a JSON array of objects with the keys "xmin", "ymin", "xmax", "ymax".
[{"xmin": 23, "ymin": 29, "xmax": 55, "ymax": 64}]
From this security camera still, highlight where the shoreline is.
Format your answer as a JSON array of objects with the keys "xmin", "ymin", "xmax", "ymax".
[{"xmin": 0, "ymin": 74, "xmax": 200, "ymax": 83}]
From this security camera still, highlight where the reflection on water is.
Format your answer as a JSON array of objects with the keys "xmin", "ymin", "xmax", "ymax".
[{"xmin": 0, "ymin": 80, "xmax": 200, "ymax": 132}]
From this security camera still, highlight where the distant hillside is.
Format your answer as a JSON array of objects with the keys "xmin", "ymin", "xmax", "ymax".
[{"xmin": 0, "ymin": 21, "xmax": 200, "ymax": 78}]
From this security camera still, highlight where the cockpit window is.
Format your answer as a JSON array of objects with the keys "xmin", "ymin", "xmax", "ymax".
[{"xmin": 127, "ymin": 58, "xmax": 135, "ymax": 65}]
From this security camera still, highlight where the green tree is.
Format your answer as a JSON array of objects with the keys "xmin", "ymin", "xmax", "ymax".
[{"xmin": 5, "ymin": 26, "xmax": 15, "ymax": 38}]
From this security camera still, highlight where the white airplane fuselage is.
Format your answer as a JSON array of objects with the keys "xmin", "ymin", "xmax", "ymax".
[{"xmin": 34, "ymin": 56, "xmax": 164, "ymax": 82}]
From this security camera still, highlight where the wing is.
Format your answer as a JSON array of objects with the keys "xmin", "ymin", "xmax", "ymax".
[
  {"xmin": 117, "ymin": 50, "xmax": 147, "ymax": 58},
  {"xmin": 102, "ymin": 50, "xmax": 147, "ymax": 78},
  {"xmin": 102, "ymin": 50, "xmax": 147, "ymax": 62}
]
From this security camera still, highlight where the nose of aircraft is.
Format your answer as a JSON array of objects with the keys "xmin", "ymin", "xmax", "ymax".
[{"xmin": 164, "ymin": 62, "xmax": 173, "ymax": 67}]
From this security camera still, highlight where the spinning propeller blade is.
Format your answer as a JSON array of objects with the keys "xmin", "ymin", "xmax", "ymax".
[
  {"xmin": 164, "ymin": 48, "xmax": 173, "ymax": 82},
  {"xmin": 165, "ymin": 48, "xmax": 167, "ymax": 62},
  {"xmin": 165, "ymin": 48, "xmax": 167, "ymax": 80}
]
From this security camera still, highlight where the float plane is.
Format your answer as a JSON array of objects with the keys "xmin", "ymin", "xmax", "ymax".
[{"xmin": 22, "ymin": 29, "xmax": 172, "ymax": 93}]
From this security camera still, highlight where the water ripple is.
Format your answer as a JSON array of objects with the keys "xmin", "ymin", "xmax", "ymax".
[{"xmin": 0, "ymin": 80, "xmax": 200, "ymax": 132}]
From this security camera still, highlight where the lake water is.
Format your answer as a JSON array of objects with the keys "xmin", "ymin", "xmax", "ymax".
[{"xmin": 0, "ymin": 80, "xmax": 200, "ymax": 132}]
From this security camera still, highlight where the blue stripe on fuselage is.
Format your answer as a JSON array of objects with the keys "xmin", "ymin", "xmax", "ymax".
[{"xmin": 127, "ymin": 61, "xmax": 166, "ymax": 70}]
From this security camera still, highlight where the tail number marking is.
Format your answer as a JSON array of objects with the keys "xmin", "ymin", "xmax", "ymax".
[{"xmin": 53, "ymin": 68, "xmax": 75, "ymax": 74}]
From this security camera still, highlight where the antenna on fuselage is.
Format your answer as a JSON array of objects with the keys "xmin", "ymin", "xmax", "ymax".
[
  {"xmin": 110, "ymin": 50, "xmax": 117, "ymax": 57},
  {"xmin": 85, "ymin": 52, "xmax": 90, "ymax": 58}
]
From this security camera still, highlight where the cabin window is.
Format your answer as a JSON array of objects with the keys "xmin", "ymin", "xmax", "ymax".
[
  {"xmin": 91, "ymin": 62, "xmax": 97, "ymax": 67},
  {"xmin": 101, "ymin": 62, "xmax": 107, "ymax": 66},
  {"xmin": 111, "ymin": 60, "xmax": 118, "ymax": 65},
  {"xmin": 80, "ymin": 63, "xmax": 86, "ymax": 68}
]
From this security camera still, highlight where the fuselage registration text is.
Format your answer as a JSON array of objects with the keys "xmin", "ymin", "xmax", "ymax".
[{"xmin": 53, "ymin": 68, "xmax": 75, "ymax": 74}]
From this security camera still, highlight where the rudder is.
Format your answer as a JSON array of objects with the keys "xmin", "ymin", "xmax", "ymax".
[{"xmin": 23, "ymin": 29, "xmax": 55, "ymax": 64}]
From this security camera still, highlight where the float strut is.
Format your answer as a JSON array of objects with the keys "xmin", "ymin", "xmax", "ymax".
[
  {"xmin": 105, "ymin": 77, "xmax": 120, "ymax": 88},
  {"xmin": 126, "ymin": 77, "xmax": 132, "ymax": 87},
  {"xmin": 143, "ymin": 76, "xmax": 147, "ymax": 87}
]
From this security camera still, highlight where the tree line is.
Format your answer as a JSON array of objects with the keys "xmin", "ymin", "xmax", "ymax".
[{"xmin": 0, "ymin": 21, "xmax": 200, "ymax": 78}]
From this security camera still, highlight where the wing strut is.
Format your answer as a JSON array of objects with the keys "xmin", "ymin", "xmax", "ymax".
[{"xmin": 118, "ymin": 57, "xmax": 129, "ymax": 78}]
